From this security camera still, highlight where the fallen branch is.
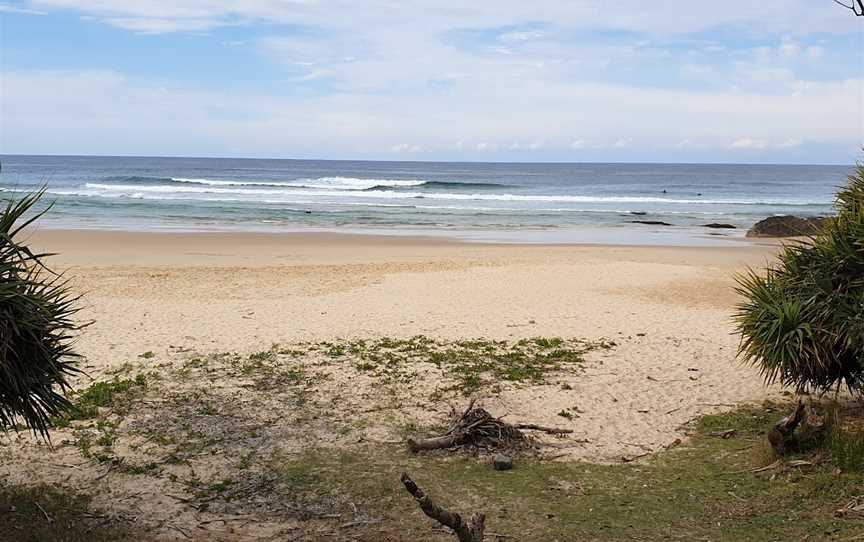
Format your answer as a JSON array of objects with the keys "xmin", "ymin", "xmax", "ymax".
[
  {"xmin": 401, "ymin": 473, "xmax": 485, "ymax": 542},
  {"xmin": 406, "ymin": 403, "xmax": 547, "ymax": 453},
  {"xmin": 513, "ymin": 423, "xmax": 573, "ymax": 435}
]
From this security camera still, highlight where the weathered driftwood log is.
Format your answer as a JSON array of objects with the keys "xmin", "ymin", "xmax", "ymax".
[
  {"xmin": 407, "ymin": 402, "xmax": 572, "ymax": 453},
  {"xmin": 401, "ymin": 472, "xmax": 485, "ymax": 542},
  {"xmin": 767, "ymin": 401, "xmax": 806, "ymax": 455}
]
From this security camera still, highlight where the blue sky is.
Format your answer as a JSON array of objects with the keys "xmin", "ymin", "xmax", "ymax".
[{"xmin": 1, "ymin": 1, "xmax": 862, "ymax": 163}]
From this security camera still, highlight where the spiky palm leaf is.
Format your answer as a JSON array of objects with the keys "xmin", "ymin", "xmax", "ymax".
[
  {"xmin": 0, "ymin": 190, "xmax": 83, "ymax": 437},
  {"xmin": 735, "ymin": 164, "xmax": 864, "ymax": 395}
]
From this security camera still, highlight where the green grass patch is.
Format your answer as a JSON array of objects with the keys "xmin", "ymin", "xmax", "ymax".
[
  {"xmin": 311, "ymin": 335, "xmax": 614, "ymax": 397},
  {"xmin": 53, "ymin": 375, "xmax": 147, "ymax": 425},
  {"xmin": 265, "ymin": 402, "xmax": 864, "ymax": 541},
  {"xmin": 0, "ymin": 483, "xmax": 139, "ymax": 541}
]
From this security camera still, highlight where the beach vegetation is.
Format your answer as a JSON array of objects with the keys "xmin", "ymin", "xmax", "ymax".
[
  {"xmin": 0, "ymin": 190, "xmax": 83, "ymax": 438},
  {"xmin": 735, "ymin": 164, "xmax": 864, "ymax": 395},
  {"xmin": 52, "ymin": 375, "xmax": 147, "ymax": 426},
  {"xmin": 0, "ymin": 482, "xmax": 136, "ymax": 541},
  {"xmin": 9, "ymin": 336, "xmax": 864, "ymax": 539}
]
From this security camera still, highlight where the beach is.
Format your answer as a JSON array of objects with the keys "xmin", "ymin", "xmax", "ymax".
[
  {"xmin": 1, "ymin": 229, "xmax": 847, "ymax": 540},
  {"xmin": 31, "ymin": 229, "xmax": 780, "ymax": 459}
]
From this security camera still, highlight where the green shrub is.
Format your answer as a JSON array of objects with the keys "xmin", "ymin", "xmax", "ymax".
[
  {"xmin": 735, "ymin": 164, "xmax": 864, "ymax": 395},
  {"xmin": 0, "ymin": 191, "xmax": 83, "ymax": 437}
]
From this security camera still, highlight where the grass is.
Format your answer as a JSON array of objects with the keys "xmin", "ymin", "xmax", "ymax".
[
  {"xmin": 0, "ymin": 483, "xmax": 138, "ymax": 541},
  {"xmin": 261, "ymin": 402, "xmax": 864, "ymax": 541},
  {"xmin": 310, "ymin": 335, "xmax": 614, "ymax": 397},
  {"xmin": 13, "ymin": 338, "xmax": 864, "ymax": 540},
  {"xmin": 52, "ymin": 375, "xmax": 147, "ymax": 426},
  {"xmin": 825, "ymin": 404, "xmax": 864, "ymax": 472}
]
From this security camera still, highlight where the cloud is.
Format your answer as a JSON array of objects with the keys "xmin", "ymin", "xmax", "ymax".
[
  {"xmin": 3, "ymin": 69, "xmax": 860, "ymax": 160},
  {"xmin": 510, "ymin": 140, "xmax": 544, "ymax": 150},
  {"xmin": 806, "ymin": 46, "xmax": 825, "ymax": 61},
  {"xmin": 4, "ymin": 2, "xmax": 862, "ymax": 161},
  {"xmin": 730, "ymin": 138, "xmax": 769, "ymax": 150},
  {"xmin": 390, "ymin": 143, "xmax": 422, "ymax": 153},
  {"xmin": 777, "ymin": 138, "xmax": 803, "ymax": 148},
  {"xmin": 103, "ymin": 17, "xmax": 219, "ymax": 33},
  {"xmin": 0, "ymin": 3, "xmax": 45, "ymax": 14},
  {"xmin": 25, "ymin": 1, "xmax": 862, "ymax": 35},
  {"xmin": 779, "ymin": 42, "xmax": 802, "ymax": 60},
  {"xmin": 499, "ymin": 30, "xmax": 545, "ymax": 43}
]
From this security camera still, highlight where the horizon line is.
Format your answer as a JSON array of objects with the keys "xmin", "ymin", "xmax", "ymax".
[{"xmin": 0, "ymin": 153, "xmax": 855, "ymax": 168}]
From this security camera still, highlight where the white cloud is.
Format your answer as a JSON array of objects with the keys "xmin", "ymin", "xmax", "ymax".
[
  {"xmin": 3, "ymin": 2, "xmax": 862, "ymax": 160},
  {"xmin": 499, "ymin": 30, "xmax": 544, "ymax": 43},
  {"xmin": 777, "ymin": 138, "xmax": 803, "ymax": 148},
  {"xmin": 510, "ymin": 140, "xmax": 544, "ymax": 150},
  {"xmin": 3, "ymin": 69, "xmax": 860, "ymax": 160},
  {"xmin": 680, "ymin": 64, "xmax": 712, "ymax": 78},
  {"xmin": 806, "ymin": 46, "xmax": 825, "ymax": 61},
  {"xmin": 779, "ymin": 41, "xmax": 802, "ymax": 60},
  {"xmin": 730, "ymin": 138, "xmax": 769, "ymax": 150},
  {"xmin": 25, "ymin": 1, "xmax": 862, "ymax": 35},
  {"xmin": 0, "ymin": 3, "xmax": 45, "ymax": 14},
  {"xmin": 390, "ymin": 143, "xmax": 422, "ymax": 153},
  {"xmin": 103, "ymin": 17, "xmax": 218, "ymax": 33}
]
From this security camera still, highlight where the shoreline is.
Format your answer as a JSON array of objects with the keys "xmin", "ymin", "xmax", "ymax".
[{"xmin": 27, "ymin": 226, "xmax": 779, "ymax": 267}]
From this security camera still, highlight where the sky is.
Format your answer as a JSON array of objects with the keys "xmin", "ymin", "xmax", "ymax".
[{"xmin": 0, "ymin": 1, "xmax": 862, "ymax": 163}]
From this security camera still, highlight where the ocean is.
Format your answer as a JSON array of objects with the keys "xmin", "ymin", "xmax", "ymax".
[{"xmin": 0, "ymin": 155, "xmax": 849, "ymax": 245}]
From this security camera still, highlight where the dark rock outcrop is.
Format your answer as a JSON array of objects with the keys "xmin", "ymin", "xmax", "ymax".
[
  {"xmin": 746, "ymin": 215, "xmax": 831, "ymax": 238},
  {"xmin": 702, "ymin": 223, "xmax": 737, "ymax": 229},
  {"xmin": 630, "ymin": 220, "xmax": 672, "ymax": 226}
]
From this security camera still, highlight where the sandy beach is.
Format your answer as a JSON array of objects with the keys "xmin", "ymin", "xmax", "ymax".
[
  {"xmin": 1, "ymin": 229, "xmax": 799, "ymax": 540},
  {"xmin": 28, "ymin": 230, "xmax": 781, "ymax": 458}
]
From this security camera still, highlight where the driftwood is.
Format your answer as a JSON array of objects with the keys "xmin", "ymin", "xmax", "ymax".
[
  {"xmin": 407, "ymin": 402, "xmax": 572, "ymax": 454},
  {"xmin": 767, "ymin": 401, "xmax": 806, "ymax": 455},
  {"xmin": 401, "ymin": 473, "xmax": 485, "ymax": 542}
]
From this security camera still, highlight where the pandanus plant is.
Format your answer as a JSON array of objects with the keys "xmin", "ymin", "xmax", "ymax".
[
  {"xmin": 735, "ymin": 164, "xmax": 864, "ymax": 395},
  {"xmin": 0, "ymin": 190, "xmax": 82, "ymax": 437}
]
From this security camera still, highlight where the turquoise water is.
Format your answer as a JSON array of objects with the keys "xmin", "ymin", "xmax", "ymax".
[{"xmin": 0, "ymin": 155, "xmax": 848, "ymax": 244}]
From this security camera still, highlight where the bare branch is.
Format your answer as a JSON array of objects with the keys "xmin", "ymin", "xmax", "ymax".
[
  {"xmin": 401, "ymin": 473, "xmax": 486, "ymax": 542},
  {"xmin": 833, "ymin": 0, "xmax": 864, "ymax": 15}
]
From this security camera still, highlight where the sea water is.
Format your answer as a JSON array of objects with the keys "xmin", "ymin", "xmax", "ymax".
[{"xmin": 0, "ymin": 155, "xmax": 848, "ymax": 245}]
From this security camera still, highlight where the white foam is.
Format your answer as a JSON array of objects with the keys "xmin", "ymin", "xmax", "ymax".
[
  {"xmin": 170, "ymin": 176, "xmax": 426, "ymax": 190},
  {"xmin": 82, "ymin": 182, "xmax": 830, "ymax": 207}
]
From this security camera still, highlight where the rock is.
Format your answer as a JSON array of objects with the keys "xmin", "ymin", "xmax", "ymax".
[
  {"xmin": 702, "ymin": 223, "xmax": 737, "ymax": 229},
  {"xmin": 630, "ymin": 211, "xmax": 648, "ymax": 216},
  {"xmin": 492, "ymin": 454, "xmax": 513, "ymax": 471},
  {"xmin": 746, "ymin": 215, "xmax": 831, "ymax": 238},
  {"xmin": 630, "ymin": 220, "xmax": 672, "ymax": 226}
]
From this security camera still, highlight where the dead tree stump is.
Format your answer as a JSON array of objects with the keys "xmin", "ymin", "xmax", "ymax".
[{"xmin": 768, "ymin": 401, "xmax": 806, "ymax": 455}]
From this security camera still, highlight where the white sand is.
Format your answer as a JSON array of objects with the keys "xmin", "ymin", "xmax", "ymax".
[{"xmin": 24, "ymin": 230, "xmax": 781, "ymax": 460}]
